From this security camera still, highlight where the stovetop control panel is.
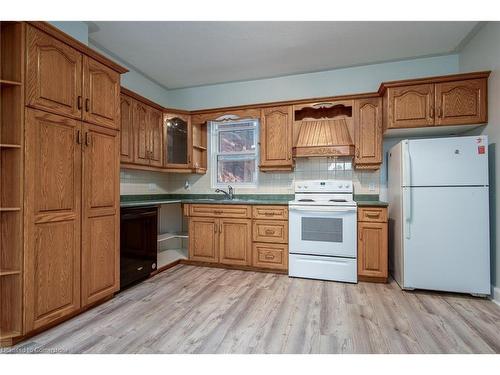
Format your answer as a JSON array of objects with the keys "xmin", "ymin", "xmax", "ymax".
[{"xmin": 294, "ymin": 180, "xmax": 353, "ymax": 193}]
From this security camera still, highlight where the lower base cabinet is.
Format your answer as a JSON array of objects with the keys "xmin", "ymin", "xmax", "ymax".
[
  {"xmin": 187, "ymin": 204, "xmax": 288, "ymax": 272},
  {"xmin": 357, "ymin": 207, "xmax": 388, "ymax": 282}
]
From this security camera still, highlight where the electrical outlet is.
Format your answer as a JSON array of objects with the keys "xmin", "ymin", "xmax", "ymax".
[
  {"xmin": 184, "ymin": 180, "xmax": 191, "ymax": 191},
  {"xmin": 148, "ymin": 183, "xmax": 155, "ymax": 192},
  {"xmin": 368, "ymin": 182, "xmax": 376, "ymax": 191}
]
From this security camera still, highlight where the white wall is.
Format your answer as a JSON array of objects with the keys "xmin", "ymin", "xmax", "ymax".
[
  {"xmin": 459, "ymin": 21, "xmax": 500, "ymax": 293},
  {"xmin": 167, "ymin": 55, "xmax": 459, "ymax": 110}
]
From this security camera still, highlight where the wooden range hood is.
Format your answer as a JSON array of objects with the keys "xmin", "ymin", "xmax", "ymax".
[{"xmin": 292, "ymin": 101, "xmax": 355, "ymax": 157}]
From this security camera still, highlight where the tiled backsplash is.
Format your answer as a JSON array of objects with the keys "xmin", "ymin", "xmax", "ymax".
[{"xmin": 121, "ymin": 157, "xmax": 380, "ymax": 196}]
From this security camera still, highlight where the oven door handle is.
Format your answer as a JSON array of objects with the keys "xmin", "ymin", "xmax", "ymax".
[{"xmin": 289, "ymin": 206, "xmax": 357, "ymax": 213}]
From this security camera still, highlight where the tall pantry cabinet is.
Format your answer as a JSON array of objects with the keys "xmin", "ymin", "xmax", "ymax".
[{"xmin": 0, "ymin": 22, "xmax": 126, "ymax": 346}]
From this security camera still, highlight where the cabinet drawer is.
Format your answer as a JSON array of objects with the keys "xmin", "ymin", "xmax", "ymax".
[
  {"xmin": 253, "ymin": 220, "xmax": 288, "ymax": 243},
  {"xmin": 252, "ymin": 243, "xmax": 288, "ymax": 270},
  {"xmin": 358, "ymin": 207, "xmax": 387, "ymax": 222},
  {"xmin": 189, "ymin": 204, "xmax": 251, "ymax": 218},
  {"xmin": 252, "ymin": 205, "xmax": 288, "ymax": 220}
]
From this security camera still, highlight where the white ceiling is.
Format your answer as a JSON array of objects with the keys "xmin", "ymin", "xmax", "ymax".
[{"xmin": 88, "ymin": 21, "xmax": 479, "ymax": 90}]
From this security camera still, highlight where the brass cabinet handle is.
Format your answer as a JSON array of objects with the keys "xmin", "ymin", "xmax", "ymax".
[
  {"xmin": 85, "ymin": 98, "xmax": 90, "ymax": 112},
  {"xmin": 264, "ymin": 253, "xmax": 275, "ymax": 260},
  {"xmin": 439, "ymin": 107, "xmax": 443, "ymax": 118},
  {"xmin": 265, "ymin": 229, "xmax": 275, "ymax": 235},
  {"xmin": 356, "ymin": 148, "xmax": 360, "ymax": 158},
  {"xmin": 214, "ymin": 224, "xmax": 217, "ymax": 233},
  {"xmin": 264, "ymin": 212, "xmax": 274, "ymax": 216},
  {"xmin": 219, "ymin": 223, "xmax": 222, "ymax": 233},
  {"xmin": 85, "ymin": 132, "xmax": 91, "ymax": 147},
  {"xmin": 366, "ymin": 212, "xmax": 380, "ymax": 218},
  {"xmin": 76, "ymin": 130, "xmax": 82, "ymax": 144},
  {"xmin": 77, "ymin": 96, "xmax": 82, "ymax": 110},
  {"xmin": 430, "ymin": 106, "xmax": 434, "ymax": 118},
  {"xmin": 214, "ymin": 210, "xmax": 223, "ymax": 214}
]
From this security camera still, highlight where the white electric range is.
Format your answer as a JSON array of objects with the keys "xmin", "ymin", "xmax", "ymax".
[{"xmin": 288, "ymin": 180, "xmax": 357, "ymax": 283}]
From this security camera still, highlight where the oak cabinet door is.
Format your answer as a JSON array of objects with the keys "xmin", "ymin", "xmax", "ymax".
[
  {"xmin": 133, "ymin": 101, "xmax": 150, "ymax": 165},
  {"xmin": 81, "ymin": 123, "xmax": 120, "ymax": 306},
  {"xmin": 148, "ymin": 107, "xmax": 164, "ymax": 168},
  {"xmin": 83, "ymin": 56, "xmax": 120, "ymax": 129},
  {"xmin": 189, "ymin": 217, "xmax": 218, "ymax": 263},
  {"xmin": 24, "ymin": 109, "xmax": 82, "ymax": 331},
  {"xmin": 435, "ymin": 79, "xmax": 487, "ymax": 126},
  {"xmin": 219, "ymin": 218, "xmax": 252, "ymax": 266},
  {"xmin": 259, "ymin": 106, "xmax": 293, "ymax": 170},
  {"xmin": 354, "ymin": 98, "xmax": 382, "ymax": 168},
  {"xmin": 120, "ymin": 94, "xmax": 134, "ymax": 163},
  {"xmin": 357, "ymin": 221, "xmax": 388, "ymax": 279},
  {"xmin": 26, "ymin": 25, "xmax": 83, "ymax": 119},
  {"xmin": 164, "ymin": 112, "xmax": 191, "ymax": 169},
  {"xmin": 386, "ymin": 84, "xmax": 435, "ymax": 129}
]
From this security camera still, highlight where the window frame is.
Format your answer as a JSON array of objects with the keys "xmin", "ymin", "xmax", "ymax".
[{"xmin": 210, "ymin": 118, "xmax": 259, "ymax": 189}]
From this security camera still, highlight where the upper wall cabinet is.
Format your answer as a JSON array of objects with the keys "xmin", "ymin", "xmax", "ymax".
[
  {"xmin": 435, "ymin": 79, "xmax": 487, "ymax": 126},
  {"xmin": 381, "ymin": 72, "xmax": 490, "ymax": 131},
  {"xmin": 259, "ymin": 106, "xmax": 293, "ymax": 171},
  {"xmin": 353, "ymin": 97, "xmax": 382, "ymax": 169},
  {"xmin": 164, "ymin": 112, "xmax": 191, "ymax": 169},
  {"xmin": 26, "ymin": 25, "xmax": 120, "ymax": 130},
  {"xmin": 120, "ymin": 94, "xmax": 134, "ymax": 163}
]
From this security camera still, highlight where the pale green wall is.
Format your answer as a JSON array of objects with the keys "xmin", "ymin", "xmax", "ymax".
[
  {"xmin": 167, "ymin": 55, "xmax": 460, "ymax": 110},
  {"xmin": 49, "ymin": 21, "xmax": 88, "ymax": 45},
  {"xmin": 459, "ymin": 22, "xmax": 500, "ymax": 293}
]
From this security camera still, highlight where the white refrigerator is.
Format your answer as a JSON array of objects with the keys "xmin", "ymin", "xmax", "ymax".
[{"xmin": 388, "ymin": 135, "xmax": 490, "ymax": 295}]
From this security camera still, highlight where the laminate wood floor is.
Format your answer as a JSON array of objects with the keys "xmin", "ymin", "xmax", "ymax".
[{"xmin": 7, "ymin": 265, "xmax": 500, "ymax": 354}]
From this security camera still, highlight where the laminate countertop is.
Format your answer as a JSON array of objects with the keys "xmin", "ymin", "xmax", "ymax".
[{"xmin": 120, "ymin": 194, "xmax": 388, "ymax": 208}]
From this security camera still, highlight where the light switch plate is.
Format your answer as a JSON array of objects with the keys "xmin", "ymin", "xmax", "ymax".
[
  {"xmin": 368, "ymin": 182, "xmax": 376, "ymax": 191},
  {"xmin": 148, "ymin": 183, "xmax": 155, "ymax": 192}
]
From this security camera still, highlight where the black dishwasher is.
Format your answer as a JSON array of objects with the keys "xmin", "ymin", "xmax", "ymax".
[{"xmin": 120, "ymin": 206, "xmax": 158, "ymax": 290}]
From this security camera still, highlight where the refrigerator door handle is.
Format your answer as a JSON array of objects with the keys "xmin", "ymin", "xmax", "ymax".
[
  {"xmin": 403, "ymin": 140, "xmax": 411, "ymax": 187},
  {"xmin": 404, "ymin": 187, "xmax": 411, "ymax": 239}
]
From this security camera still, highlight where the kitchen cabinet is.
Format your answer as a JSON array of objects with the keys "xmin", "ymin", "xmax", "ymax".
[
  {"xmin": 357, "ymin": 207, "xmax": 388, "ymax": 282},
  {"xmin": 385, "ymin": 83, "xmax": 435, "ymax": 129},
  {"xmin": 259, "ymin": 106, "xmax": 293, "ymax": 171},
  {"xmin": 435, "ymin": 79, "xmax": 487, "ymax": 126},
  {"xmin": 185, "ymin": 204, "xmax": 288, "ymax": 272},
  {"xmin": 164, "ymin": 112, "xmax": 191, "ymax": 169},
  {"xmin": 149, "ymin": 107, "xmax": 164, "ymax": 168},
  {"xmin": 82, "ymin": 56, "xmax": 120, "ymax": 129},
  {"xmin": 219, "ymin": 218, "xmax": 252, "ymax": 266},
  {"xmin": 24, "ymin": 109, "xmax": 82, "ymax": 331},
  {"xmin": 381, "ymin": 72, "xmax": 489, "ymax": 131},
  {"xmin": 133, "ymin": 100, "xmax": 150, "ymax": 166},
  {"xmin": 120, "ymin": 94, "xmax": 134, "ymax": 163},
  {"xmin": 81, "ymin": 123, "xmax": 120, "ymax": 306},
  {"xmin": 353, "ymin": 97, "xmax": 382, "ymax": 169},
  {"xmin": 26, "ymin": 25, "xmax": 120, "ymax": 129}
]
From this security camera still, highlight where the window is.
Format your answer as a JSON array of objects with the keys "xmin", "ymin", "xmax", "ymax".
[{"xmin": 211, "ymin": 119, "xmax": 259, "ymax": 188}]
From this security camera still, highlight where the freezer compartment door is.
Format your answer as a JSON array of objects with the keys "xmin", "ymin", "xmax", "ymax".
[
  {"xmin": 406, "ymin": 136, "xmax": 488, "ymax": 186},
  {"xmin": 403, "ymin": 186, "xmax": 490, "ymax": 294},
  {"xmin": 289, "ymin": 254, "xmax": 357, "ymax": 283}
]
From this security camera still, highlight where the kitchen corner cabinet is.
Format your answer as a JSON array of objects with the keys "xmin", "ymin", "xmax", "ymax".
[
  {"xmin": 26, "ymin": 25, "xmax": 120, "ymax": 130},
  {"xmin": 259, "ymin": 106, "xmax": 293, "ymax": 171},
  {"xmin": 353, "ymin": 97, "xmax": 382, "ymax": 169},
  {"xmin": 164, "ymin": 112, "xmax": 191, "ymax": 169},
  {"xmin": 382, "ymin": 72, "xmax": 489, "ymax": 131},
  {"xmin": 357, "ymin": 207, "xmax": 388, "ymax": 282}
]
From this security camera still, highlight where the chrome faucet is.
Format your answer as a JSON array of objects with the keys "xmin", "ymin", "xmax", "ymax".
[{"xmin": 215, "ymin": 185, "xmax": 234, "ymax": 200}]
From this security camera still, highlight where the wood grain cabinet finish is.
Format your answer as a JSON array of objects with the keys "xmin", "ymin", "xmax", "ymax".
[
  {"xmin": 26, "ymin": 25, "xmax": 83, "ymax": 120},
  {"xmin": 219, "ymin": 218, "xmax": 252, "ymax": 266},
  {"xmin": 120, "ymin": 94, "xmax": 134, "ymax": 163},
  {"xmin": 435, "ymin": 79, "xmax": 487, "ymax": 126},
  {"xmin": 81, "ymin": 124, "xmax": 120, "ymax": 305},
  {"xmin": 148, "ymin": 107, "xmax": 164, "ymax": 168},
  {"xmin": 259, "ymin": 106, "xmax": 293, "ymax": 171},
  {"xmin": 24, "ymin": 109, "xmax": 82, "ymax": 331},
  {"xmin": 253, "ymin": 220, "xmax": 288, "ymax": 244},
  {"xmin": 82, "ymin": 56, "xmax": 120, "ymax": 129},
  {"xmin": 188, "ymin": 217, "xmax": 219, "ymax": 263},
  {"xmin": 357, "ymin": 206, "xmax": 388, "ymax": 282},
  {"xmin": 252, "ymin": 205, "xmax": 288, "ymax": 220},
  {"xmin": 189, "ymin": 204, "xmax": 251, "ymax": 219},
  {"xmin": 385, "ymin": 83, "xmax": 435, "ymax": 129},
  {"xmin": 252, "ymin": 243, "xmax": 288, "ymax": 271},
  {"xmin": 133, "ymin": 100, "xmax": 150, "ymax": 166},
  {"xmin": 354, "ymin": 98, "xmax": 382, "ymax": 169}
]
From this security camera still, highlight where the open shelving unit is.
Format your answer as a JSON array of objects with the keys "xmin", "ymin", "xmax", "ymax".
[
  {"xmin": 191, "ymin": 120, "xmax": 207, "ymax": 174},
  {"xmin": 157, "ymin": 204, "xmax": 188, "ymax": 270},
  {"xmin": 0, "ymin": 21, "xmax": 24, "ymax": 346}
]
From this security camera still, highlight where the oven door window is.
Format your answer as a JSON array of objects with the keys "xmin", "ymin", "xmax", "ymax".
[{"xmin": 301, "ymin": 217, "xmax": 343, "ymax": 242}]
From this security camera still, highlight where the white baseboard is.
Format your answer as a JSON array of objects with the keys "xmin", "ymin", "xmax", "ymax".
[{"xmin": 492, "ymin": 286, "xmax": 500, "ymax": 306}]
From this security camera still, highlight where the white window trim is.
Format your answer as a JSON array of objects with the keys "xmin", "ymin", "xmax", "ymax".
[{"xmin": 210, "ymin": 118, "xmax": 259, "ymax": 189}]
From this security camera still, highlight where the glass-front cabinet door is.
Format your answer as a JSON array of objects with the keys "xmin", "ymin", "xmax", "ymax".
[{"xmin": 164, "ymin": 113, "xmax": 191, "ymax": 169}]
